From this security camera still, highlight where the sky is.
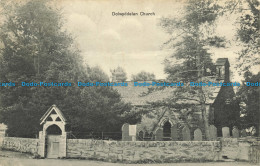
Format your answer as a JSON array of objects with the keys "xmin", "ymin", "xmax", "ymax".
[
  {"xmin": 2, "ymin": 0, "xmax": 252, "ymax": 81},
  {"xmin": 59, "ymin": 0, "xmax": 251, "ymax": 81}
]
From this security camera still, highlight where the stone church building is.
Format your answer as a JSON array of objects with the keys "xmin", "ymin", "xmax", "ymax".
[{"xmin": 115, "ymin": 58, "xmax": 240, "ymax": 141}]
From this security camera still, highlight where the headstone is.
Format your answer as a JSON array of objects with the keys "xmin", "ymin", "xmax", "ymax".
[
  {"xmin": 182, "ymin": 126, "xmax": 191, "ymax": 141},
  {"xmin": 209, "ymin": 125, "xmax": 217, "ymax": 140},
  {"xmin": 194, "ymin": 128, "xmax": 202, "ymax": 141},
  {"xmin": 232, "ymin": 127, "xmax": 239, "ymax": 138},
  {"xmin": 155, "ymin": 128, "xmax": 163, "ymax": 141},
  {"xmin": 171, "ymin": 124, "xmax": 178, "ymax": 141},
  {"xmin": 241, "ymin": 129, "xmax": 247, "ymax": 137},
  {"xmin": 129, "ymin": 125, "xmax": 137, "ymax": 141},
  {"xmin": 222, "ymin": 127, "xmax": 230, "ymax": 138},
  {"xmin": 129, "ymin": 125, "xmax": 136, "ymax": 136},
  {"xmin": 138, "ymin": 131, "xmax": 144, "ymax": 140},
  {"xmin": 122, "ymin": 123, "xmax": 131, "ymax": 141},
  {"xmin": 144, "ymin": 132, "xmax": 149, "ymax": 138}
]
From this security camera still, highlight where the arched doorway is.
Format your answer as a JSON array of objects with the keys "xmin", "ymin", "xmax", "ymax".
[
  {"xmin": 39, "ymin": 105, "xmax": 67, "ymax": 158},
  {"xmin": 46, "ymin": 124, "xmax": 62, "ymax": 158},
  {"xmin": 163, "ymin": 121, "xmax": 171, "ymax": 140}
]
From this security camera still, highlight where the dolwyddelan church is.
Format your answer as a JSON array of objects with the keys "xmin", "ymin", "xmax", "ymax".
[
  {"xmin": 2, "ymin": 58, "xmax": 240, "ymax": 158},
  {"xmin": 115, "ymin": 58, "xmax": 240, "ymax": 141}
]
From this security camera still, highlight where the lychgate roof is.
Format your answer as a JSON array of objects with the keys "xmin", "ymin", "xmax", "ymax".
[{"xmin": 40, "ymin": 105, "xmax": 67, "ymax": 125}]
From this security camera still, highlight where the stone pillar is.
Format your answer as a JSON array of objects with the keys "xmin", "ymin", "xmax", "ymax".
[
  {"xmin": 38, "ymin": 131, "xmax": 45, "ymax": 157},
  {"xmin": 59, "ymin": 132, "xmax": 67, "ymax": 158},
  {"xmin": 238, "ymin": 141, "xmax": 251, "ymax": 161}
]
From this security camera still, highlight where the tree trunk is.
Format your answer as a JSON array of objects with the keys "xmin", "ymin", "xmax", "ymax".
[{"xmin": 197, "ymin": 45, "xmax": 210, "ymax": 140}]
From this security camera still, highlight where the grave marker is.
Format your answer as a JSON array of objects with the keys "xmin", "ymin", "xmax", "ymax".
[
  {"xmin": 182, "ymin": 126, "xmax": 191, "ymax": 141},
  {"xmin": 222, "ymin": 127, "xmax": 230, "ymax": 138},
  {"xmin": 171, "ymin": 124, "xmax": 178, "ymax": 141},
  {"xmin": 209, "ymin": 125, "xmax": 217, "ymax": 140},
  {"xmin": 194, "ymin": 128, "xmax": 202, "ymax": 141},
  {"xmin": 232, "ymin": 127, "xmax": 239, "ymax": 138},
  {"xmin": 155, "ymin": 128, "xmax": 163, "ymax": 141}
]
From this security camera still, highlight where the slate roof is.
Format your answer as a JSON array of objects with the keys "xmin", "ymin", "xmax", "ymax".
[
  {"xmin": 114, "ymin": 77, "xmax": 222, "ymax": 106},
  {"xmin": 113, "ymin": 81, "xmax": 176, "ymax": 106},
  {"xmin": 114, "ymin": 58, "xmax": 230, "ymax": 106}
]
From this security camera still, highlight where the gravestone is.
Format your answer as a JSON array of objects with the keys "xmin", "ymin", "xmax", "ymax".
[
  {"xmin": 241, "ymin": 129, "xmax": 247, "ymax": 137},
  {"xmin": 171, "ymin": 124, "xmax": 178, "ymax": 141},
  {"xmin": 155, "ymin": 128, "xmax": 163, "ymax": 141},
  {"xmin": 222, "ymin": 127, "xmax": 230, "ymax": 138},
  {"xmin": 138, "ymin": 130, "xmax": 144, "ymax": 140},
  {"xmin": 232, "ymin": 127, "xmax": 239, "ymax": 138},
  {"xmin": 122, "ymin": 123, "xmax": 131, "ymax": 141},
  {"xmin": 182, "ymin": 126, "xmax": 191, "ymax": 141},
  {"xmin": 209, "ymin": 125, "xmax": 217, "ymax": 140},
  {"xmin": 194, "ymin": 128, "xmax": 203, "ymax": 141}
]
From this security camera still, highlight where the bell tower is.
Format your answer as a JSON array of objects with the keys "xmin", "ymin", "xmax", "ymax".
[{"xmin": 215, "ymin": 58, "xmax": 230, "ymax": 82}]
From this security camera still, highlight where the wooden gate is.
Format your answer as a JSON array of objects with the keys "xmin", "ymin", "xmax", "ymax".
[
  {"xmin": 249, "ymin": 143, "xmax": 260, "ymax": 164},
  {"xmin": 46, "ymin": 135, "xmax": 61, "ymax": 158}
]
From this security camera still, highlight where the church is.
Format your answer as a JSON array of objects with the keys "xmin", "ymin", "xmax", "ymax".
[{"xmin": 114, "ymin": 58, "xmax": 240, "ymax": 141}]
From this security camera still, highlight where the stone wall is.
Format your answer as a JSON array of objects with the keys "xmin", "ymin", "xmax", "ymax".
[
  {"xmin": 1, "ymin": 137, "xmax": 39, "ymax": 154},
  {"xmin": 67, "ymin": 140, "xmax": 221, "ymax": 162},
  {"xmin": 220, "ymin": 138, "xmax": 251, "ymax": 161}
]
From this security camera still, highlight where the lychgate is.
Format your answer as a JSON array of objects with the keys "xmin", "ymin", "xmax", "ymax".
[{"xmin": 38, "ymin": 105, "xmax": 67, "ymax": 158}]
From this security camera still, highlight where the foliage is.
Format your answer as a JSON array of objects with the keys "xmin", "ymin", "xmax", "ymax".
[
  {"xmin": 110, "ymin": 66, "xmax": 127, "ymax": 82},
  {"xmin": 131, "ymin": 71, "xmax": 155, "ymax": 81},
  {"xmin": 224, "ymin": 0, "xmax": 259, "ymax": 73},
  {"xmin": 160, "ymin": 0, "xmax": 223, "ymax": 82},
  {"xmin": 0, "ymin": 0, "xmax": 137, "ymax": 138},
  {"xmin": 155, "ymin": 0, "xmax": 235, "ymax": 139},
  {"xmin": 236, "ymin": 0, "xmax": 259, "ymax": 72},
  {"xmin": 237, "ymin": 72, "xmax": 260, "ymax": 136}
]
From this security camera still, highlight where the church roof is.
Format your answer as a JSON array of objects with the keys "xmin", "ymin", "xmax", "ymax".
[
  {"xmin": 113, "ymin": 82, "xmax": 175, "ymax": 106},
  {"xmin": 114, "ymin": 77, "xmax": 222, "ymax": 106}
]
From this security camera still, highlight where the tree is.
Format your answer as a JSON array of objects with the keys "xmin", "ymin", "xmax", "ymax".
[
  {"xmin": 237, "ymin": 72, "xmax": 260, "ymax": 136},
  {"xmin": 158, "ymin": 0, "xmax": 224, "ymax": 139},
  {"xmin": 110, "ymin": 66, "xmax": 127, "ymax": 82},
  {"xmin": 222, "ymin": 0, "xmax": 259, "ymax": 136},
  {"xmin": 0, "ymin": 0, "xmax": 137, "ymax": 138},
  {"xmin": 131, "ymin": 71, "xmax": 155, "ymax": 81},
  {"xmin": 232, "ymin": 0, "xmax": 259, "ymax": 73}
]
